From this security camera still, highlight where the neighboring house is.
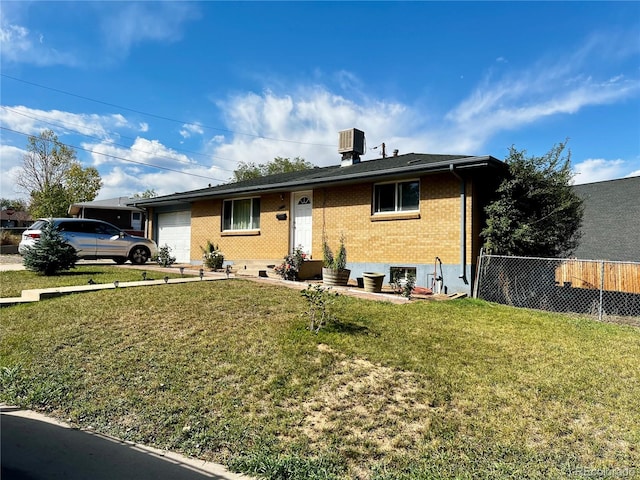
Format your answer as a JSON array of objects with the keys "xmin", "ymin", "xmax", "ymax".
[
  {"xmin": 132, "ymin": 129, "xmax": 506, "ymax": 294},
  {"xmin": 0, "ymin": 209, "xmax": 33, "ymax": 229},
  {"xmin": 68, "ymin": 197, "xmax": 147, "ymax": 237},
  {"xmin": 572, "ymin": 176, "xmax": 640, "ymax": 262}
]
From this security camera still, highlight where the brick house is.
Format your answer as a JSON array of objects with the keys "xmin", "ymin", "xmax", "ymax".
[{"xmin": 132, "ymin": 130, "xmax": 506, "ymax": 294}]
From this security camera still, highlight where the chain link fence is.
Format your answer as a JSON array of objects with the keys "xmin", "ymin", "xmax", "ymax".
[{"xmin": 474, "ymin": 254, "xmax": 640, "ymax": 320}]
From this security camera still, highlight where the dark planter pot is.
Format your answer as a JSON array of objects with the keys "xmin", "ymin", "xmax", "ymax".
[
  {"xmin": 322, "ymin": 267, "xmax": 350, "ymax": 286},
  {"xmin": 362, "ymin": 272, "xmax": 385, "ymax": 293}
]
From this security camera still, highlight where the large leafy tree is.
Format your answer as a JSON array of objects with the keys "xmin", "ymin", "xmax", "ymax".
[
  {"xmin": 16, "ymin": 130, "xmax": 102, "ymax": 218},
  {"xmin": 482, "ymin": 141, "xmax": 583, "ymax": 258},
  {"xmin": 232, "ymin": 156, "xmax": 315, "ymax": 182}
]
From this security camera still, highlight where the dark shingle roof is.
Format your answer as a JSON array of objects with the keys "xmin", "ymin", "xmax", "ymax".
[
  {"xmin": 572, "ymin": 176, "xmax": 640, "ymax": 262},
  {"xmin": 132, "ymin": 153, "xmax": 504, "ymax": 207}
]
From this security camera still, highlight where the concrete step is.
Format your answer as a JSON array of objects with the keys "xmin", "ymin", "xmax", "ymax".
[{"xmin": 229, "ymin": 259, "xmax": 280, "ymax": 278}]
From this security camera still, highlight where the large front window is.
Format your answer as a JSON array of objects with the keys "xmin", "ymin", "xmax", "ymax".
[
  {"xmin": 223, "ymin": 198, "xmax": 260, "ymax": 230},
  {"xmin": 373, "ymin": 180, "xmax": 419, "ymax": 213}
]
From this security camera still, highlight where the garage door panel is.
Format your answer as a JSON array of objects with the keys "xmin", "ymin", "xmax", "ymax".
[{"xmin": 157, "ymin": 211, "xmax": 191, "ymax": 263}]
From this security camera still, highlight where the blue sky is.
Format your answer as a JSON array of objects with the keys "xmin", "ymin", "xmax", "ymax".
[{"xmin": 1, "ymin": 1, "xmax": 639, "ymax": 201}]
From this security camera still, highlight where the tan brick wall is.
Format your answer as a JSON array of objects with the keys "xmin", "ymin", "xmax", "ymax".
[
  {"xmin": 190, "ymin": 193, "xmax": 291, "ymax": 262},
  {"xmin": 176, "ymin": 173, "xmax": 480, "ymax": 266},
  {"xmin": 313, "ymin": 174, "xmax": 476, "ymax": 265}
]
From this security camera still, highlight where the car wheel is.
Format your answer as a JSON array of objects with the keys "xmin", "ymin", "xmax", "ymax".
[
  {"xmin": 129, "ymin": 246, "xmax": 150, "ymax": 265},
  {"xmin": 113, "ymin": 257, "xmax": 127, "ymax": 265}
]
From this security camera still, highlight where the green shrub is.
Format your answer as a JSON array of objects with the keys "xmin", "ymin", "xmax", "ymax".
[
  {"xmin": 22, "ymin": 221, "xmax": 78, "ymax": 275},
  {"xmin": 1, "ymin": 229, "xmax": 21, "ymax": 246},
  {"xmin": 153, "ymin": 244, "xmax": 176, "ymax": 267},
  {"xmin": 201, "ymin": 240, "xmax": 224, "ymax": 270},
  {"xmin": 274, "ymin": 245, "xmax": 304, "ymax": 281}
]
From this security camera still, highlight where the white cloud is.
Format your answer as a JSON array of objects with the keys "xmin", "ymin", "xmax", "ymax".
[
  {"xmin": 0, "ymin": 144, "xmax": 27, "ymax": 200},
  {"xmin": 85, "ymin": 137, "xmax": 194, "ymax": 169},
  {"xmin": 180, "ymin": 123, "xmax": 204, "ymax": 139},
  {"xmin": 572, "ymin": 158, "xmax": 628, "ymax": 184},
  {"xmin": 0, "ymin": 18, "xmax": 78, "ymax": 66},
  {"xmin": 99, "ymin": 3, "xmax": 200, "ymax": 56},
  {"xmin": 444, "ymin": 37, "xmax": 640, "ymax": 152},
  {"xmin": 97, "ymin": 164, "xmax": 224, "ymax": 200},
  {"xmin": 211, "ymin": 86, "xmax": 431, "ymax": 171},
  {"xmin": 0, "ymin": 105, "xmax": 135, "ymax": 140}
]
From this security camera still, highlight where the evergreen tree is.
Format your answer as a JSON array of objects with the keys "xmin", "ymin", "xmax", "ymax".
[
  {"xmin": 23, "ymin": 222, "xmax": 79, "ymax": 275},
  {"xmin": 482, "ymin": 142, "xmax": 583, "ymax": 257}
]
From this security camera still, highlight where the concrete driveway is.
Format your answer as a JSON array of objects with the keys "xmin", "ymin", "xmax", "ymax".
[{"xmin": 1, "ymin": 406, "xmax": 254, "ymax": 480}]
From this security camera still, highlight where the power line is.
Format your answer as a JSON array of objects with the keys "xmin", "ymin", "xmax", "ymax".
[
  {"xmin": 1, "ymin": 73, "xmax": 337, "ymax": 148},
  {"xmin": 0, "ymin": 126, "xmax": 226, "ymax": 183},
  {"xmin": 1, "ymin": 105, "xmax": 236, "ymax": 174}
]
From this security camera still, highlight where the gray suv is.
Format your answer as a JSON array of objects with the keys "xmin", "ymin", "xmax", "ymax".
[{"xmin": 19, "ymin": 218, "xmax": 158, "ymax": 265}]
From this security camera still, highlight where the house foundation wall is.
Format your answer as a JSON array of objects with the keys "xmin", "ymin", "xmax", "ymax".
[{"xmin": 348, "ymin": 262, "xmax": 472, "ymax": 295}]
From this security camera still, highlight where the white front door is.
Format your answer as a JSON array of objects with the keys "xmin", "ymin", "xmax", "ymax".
[{"xmin": 292, "ymin": 191, "xmax": 313, "ymax": 257}]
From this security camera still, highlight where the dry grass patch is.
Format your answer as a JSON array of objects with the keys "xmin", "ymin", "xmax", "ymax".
[{"xmin": 301, "ymin": 344, "xmax": 433, "ymax": 461}]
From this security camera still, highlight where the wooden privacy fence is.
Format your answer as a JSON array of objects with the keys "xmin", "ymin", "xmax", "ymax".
[{"xmin": 555, "ymin": 260, "xmax": 640, "ymax": 294}]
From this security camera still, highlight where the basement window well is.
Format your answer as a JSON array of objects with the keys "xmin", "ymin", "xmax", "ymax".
[{"xmin": 390, "ymin": 266, "xmax": 417, "ymax": 284}]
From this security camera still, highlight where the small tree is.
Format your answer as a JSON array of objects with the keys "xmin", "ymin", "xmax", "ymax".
[
  {"xmin": 482, "ymin": 141, "xmax": 583, "ymax": 257},
  {"xmin": 22, "ymin": 222, "xmax": 78, "ymax": 275},
  {"xmin": 322, "ymin": 235, "xmax": 347, "ymax": 270},
  {"xmin": 301, "ymin": 284, "xmax": 339, "ymax": 333}
]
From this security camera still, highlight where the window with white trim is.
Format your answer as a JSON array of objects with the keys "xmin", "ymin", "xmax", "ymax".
[
  {"xmin": 373, "ymin": 180, "xmax": 420, "ymax": 213},
  {"xmin": 223, "ymin": 197, "xmax": 260, "ymax": 230}
]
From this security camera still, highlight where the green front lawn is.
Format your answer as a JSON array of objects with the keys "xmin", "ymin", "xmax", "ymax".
[
  {"xmin": 0, "ymin": 265, "xmax": 185, "ymax": 298},
  {"xmin": 1, "ymin": 279, "xmax": 638, "ymax": 479}
]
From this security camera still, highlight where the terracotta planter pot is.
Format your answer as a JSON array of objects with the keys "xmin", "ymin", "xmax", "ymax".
[
  {"xmin": 322, "ymin": 267, "xmax": 350, "ymax": 286},
  {"xmin": 362, "ymin": 272, "xmax": 385, "ymax": 293}
]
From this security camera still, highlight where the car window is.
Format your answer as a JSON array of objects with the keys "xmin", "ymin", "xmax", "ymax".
[
  {"xmin": 30, "ymin": 220, "xmax": 48, "ymax": 230},
  {"xmin": 57, "ymin": 221, "xmax": 85, "ymax": 233},
  {"xmin": 94, "ymin": 222, "xmax": 121, "ymax": 236}
]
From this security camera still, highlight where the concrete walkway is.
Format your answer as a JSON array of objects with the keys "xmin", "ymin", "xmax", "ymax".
[{"xmin": 0, "ymin": 257, "xmax": 231, "ymax": 307}]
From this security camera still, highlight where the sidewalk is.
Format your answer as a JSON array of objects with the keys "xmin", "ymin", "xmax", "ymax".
[{"xmin": 1, "ymin": 405, "xmax": 255, "ymax": 480}]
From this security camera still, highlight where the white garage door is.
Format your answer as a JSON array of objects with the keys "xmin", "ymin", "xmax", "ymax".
[{"xmin": 157, "ymin": 211, "xmax": 191, "ymax": 263}]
